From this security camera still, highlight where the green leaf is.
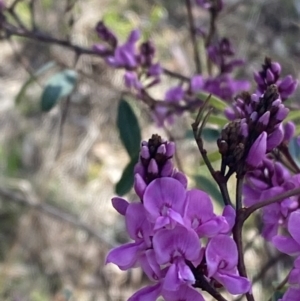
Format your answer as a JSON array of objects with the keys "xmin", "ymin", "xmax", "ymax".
[
  {"xmin": 15, "ymin": 61, "xmax": 56, "ymax": 105},
  {"xmin": 208, "ymin": 114, "xmax": 228, "ymax": 127},
  {"xmin": 200, "ymin": 150, "xmax": 221, "ymax": 165},
  {"xmin": 286, "ymin": 110, "xmax": 300, "ymax": 122},
  {"xmin": 202, "ymin": 128, "xmax": 220, "ymax": 142},
  {"xmin": 117, "ymin": 99, "xmax": 141, "ymax": 159},
  {"xmin": 271, "ymin": 290, "xmax": 285, "ymax": 301},
  {"xmin": 115, "ymin": 157, "xmax": 138, "ymax": 196},
  {"xmin": 194, "ymin": 175, "xmax": 223, "ymax": 206},
  {"xmin": 197, "ymin": 92, "xmax": 228, "ymax": 111},
  {"xmin": 41, "ymin": 69, "xmax": 78, "ymax": 112}
]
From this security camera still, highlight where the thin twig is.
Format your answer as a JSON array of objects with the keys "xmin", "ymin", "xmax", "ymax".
[
  {"xmin": 267, "ymin": 273, "xmax": 289, "ymax": 301},
  {"xmin": 244, "ymin": 187, "xmax": 300, "ymax": 222},
  {"xmin": 192, "ymin": 101, "xmax": 232, "ymax": 206},
  {"xmin": 185, "ymin": 0, "xmax": 201, "ymax": 73},
  {"xmin": 3, "ymin": 21, "xmax": 189, "ymax": 82},
  {"xmin": 0, "ymin": 186, "xmax": 114, "ymax": 247}
]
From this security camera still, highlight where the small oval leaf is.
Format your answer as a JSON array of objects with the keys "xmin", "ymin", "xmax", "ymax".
[
  {"xmin": 115, "ymin": 157, "xmax": 138, "ymax": 196},
  {"xmin": 41, "ymin": 69, "xmax": 78, "ymax": 112},
  {"xmin": 117, "ymin": 99, "xmax": 141, "ymax": 158}
]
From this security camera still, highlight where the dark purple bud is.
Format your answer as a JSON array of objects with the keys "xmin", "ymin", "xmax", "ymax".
[
  {"xmin": 275, "ymin": 105, "xmax": 289, "ymax": 121},
  {"xmin": 134, "ymin": 162, "xmax": 145, "ymax": 178},
  {"xmin": 246, "ymin": 132, "xmax": 267, "ymax": 168},
  {"xmin": 157, "ymin": 144, "xmax": 166, "ymax": 155},
  {"xmin": 224, "ymin": 107, "xmax": 236, "ymax": 120},
  {"xmin": 95, "ymin": 21, "xmax": 117, "ymax": 48},
  {"xmin": 284, "ymin": 121, "xmax": 296, "ymax": 142},
  {"xmin": 161, "ymin": 160, "xmax": 174, "ymax": 177},
  {"xmin": 266, "ymin": 69, "xmax": 275, "ymax": 84},
  {"xmin": 148, "ymin": 158, "xmax": 159, "ymax": 175},
  {"xmin": 240, "ymin": 122, "xmax": 249, "ymax": 137},
  {"xmin": 254, "ymin": 72, "xmax": 264, "ymax": 85},
  {"xmin": 141, "ymin": 145, "xmax": 150, "ymax": 160},
  {"xmin": 271, "ymin": 98, "xmax": 281, "ymax": 108},
  {"xmin": 173, "ymin": 171, "xmax": 188, "ymax": 188},
  {"xmin": 266, "ymin": 126, "xmax": 284, "ymax": 151},
  {"xmin": 250, "ymin": 111, "xmax": 258, "ymax": 122},
  {"xmin": 166, "ymin": 142, "xmax": 175, "ymax": 157},
  {"xmin": 251, "ymin": 93, "xmax": 259, "ymax": 104},
  {"xmin": 279, "ymin": 75, "xmax": 295, "ymax": 90},
  {"xmin": 134, "ymin": 174, "xmax": 147, "ymax": 199},
  {"xmin": 258, "ymin": 111, "xmax": 270, "ymax": 126},
  {"xmin": 141, "ymin": 141, "xmax": 148, "ymax": 147},
  {"xmin": 112, "ymin": 197, "xmax": 129, "ymax": 215},
  {"xmin": 271, "ymin": 62, "xmax": 281, "ymax": 75}
]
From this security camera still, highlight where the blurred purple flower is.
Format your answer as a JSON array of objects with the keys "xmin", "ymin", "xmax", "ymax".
[{"xmin": 254, "ymin": 57, "xmax": 298, "ymax": 100}]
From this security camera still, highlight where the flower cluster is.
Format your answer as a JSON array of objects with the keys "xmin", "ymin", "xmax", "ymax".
[
  {"xmin": 93, "ymin": 13, "xmax": 249, "ymax": 127},
  {"xmin": 254, "ymin": 57, "xmax": 298, "ymax": 100},
  {"xmin": 219, "ymin": 84, "xmax": 289, "ymax": 176},
  {"xmin": 93, "ymin": 22, "xmax": 162, "ymax": 96},
  {"xmin": 106, "ymin": 135, "xmax": 251, "ymax": 301}
]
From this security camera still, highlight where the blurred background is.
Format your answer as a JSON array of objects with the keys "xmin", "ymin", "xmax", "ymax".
[{"xmin": 0, "ymin": 0, "xmax": 300, "ymax": 300}]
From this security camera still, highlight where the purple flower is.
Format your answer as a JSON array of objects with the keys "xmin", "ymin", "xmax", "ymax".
[
  {"xmin": 134, "ymin": 135, "xmax": 187, "ymax": 197},
  {"xmin": 124, "ymin": 71, "xmax": 142, "ymax": 90},
  {"xmin": 206, "ymin": 235, "xmax": 251, "ymax": 294},
  {"xmin": 143, "ymin": 178, "xmax": 187, "ymax": 230},
  {"xmin": 184, "ymin": 189, "xmax": 233, "ymax": 237},
  {"xmin": 165, "ymin": 86, "xmax": 184, "ymax": 103},
  {"xmin": 153, "ymin": 226, "xmax": 201, "ymax": 290},
  {"xmin": 273, "ymin": 210, "xmax": 300, "ymax": 255},
  {"xmin": 106, "ymin": 202, "xmax": 152, "ymax": 270},
  {"xmin": 254, "ymin": 57, "xmax": 298, "ymax": 100},
  {"xmin": 106, "ymin": 29, "xmax": 141, "ymax": 69},
  {"xmin": 95, "ymin": 21, "xmax": 118, "ymax": 48},
  {"xmin": 203, "ymin": 75, "xmax": 250, "ymax": 101}
]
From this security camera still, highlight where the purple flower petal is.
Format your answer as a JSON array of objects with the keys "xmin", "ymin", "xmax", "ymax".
[
  {"xmin": 125, "ymin": 203, "xmax": 152, "ymax": 243},
  {"xmin": 272, "ymin": 235, "xmax": 300, "ymax": 255},
  {"xmin": 134, "ymin": 174, "xmax": 147, "ymax": 199},
  {"xmin": 143, "ymin": 178, "xmax": 187, "ymax": 221},
  {"xmin": 206, "ymin": 235, "xmax": 238, "ymax": 277},
  {"xmin": 246, "ymin": 132, "xmax": 267, "ymax": 168},
  {"xmin": 267, "ymin": 125, "xmax": 284, "ymax": 151},
  {"xmin": 111, "ymin": 197, "xmax": 129, "ymax": 215},
  {"xmin": 280, "ymin": 288, "xmax": 300, "ymax": 301},
  {"xmin": 288, "ymin": 210, "xmax": 300, "ymax": 246},
  {"xmin": 162, "ymin": 285, "xmax": 205, "ymax": 301},
  {"xmin": 222, "ymin": 205, "xmax": 236, "ymax": 232},
  {"xmin": 140, "ymin": 249, "xmax": 162, "ymax": 281},
  {"xmin": 128, "ymin": 283, "xmax": 162, "ymax": 301},
  {"xmin": 105, "ymin": 241, "xmax": 144, "ymax": 270},
  {"xmin": 153, "ymin": 226, "xmax": 201, "ymax": 264},
  {"xmin": 214, "ymin": 271, "xmax": 251, "ymax": 295}
]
